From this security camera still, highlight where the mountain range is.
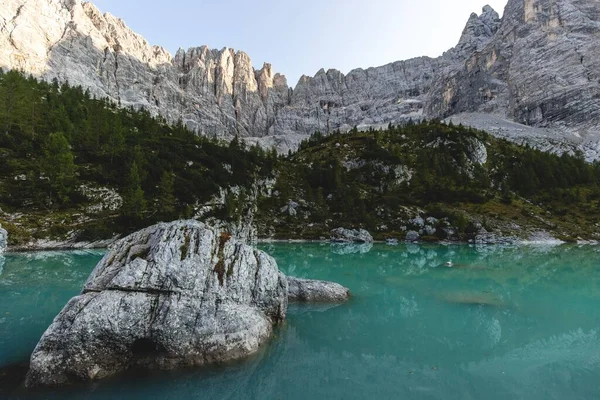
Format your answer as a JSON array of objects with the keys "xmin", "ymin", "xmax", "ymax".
[{"xmin": 2, "ymin": 0, "xmax": 600, "ymax": 158}]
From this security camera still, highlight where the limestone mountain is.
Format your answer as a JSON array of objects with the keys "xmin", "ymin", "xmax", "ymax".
[{"xmin": 1, "ymin": 0, "xmax": 600, "ymax": 157}]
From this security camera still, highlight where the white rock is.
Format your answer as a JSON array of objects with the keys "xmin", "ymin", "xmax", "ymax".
[
  {"xmin": 0, "ymin": 223, "xmax": 7, "ymax": 255},
  {"xmin": 410, "ymin": 217, "xmax": 425, "ymax": 228},
  {"xmin": 406, "ymin": 231, "xmax": 420, "ymax": 242},
  {"xmin": 26, "ymin": 220, "xmax": 288, "ymax": 387},
  {"xmin": 330, "ymin": 228, "xmax": 373, "ymax": 243},
  {"xmin": 424, "ymin": 225, "xmax": 436, "ymax": 236},
  {"xmin": 287, "ymin": 277, "xmax": 350, "ymax": 302},
  {"xmin": 280, "ymin": 200, "xmax": 299, "ymax": 216},
  {"xmin": 425, "ymin": 217, "xmax": 439, "ymax": 225},
  {"xmin": 25, "ymin": 220, "xmax": 350, "ymax": 387}
]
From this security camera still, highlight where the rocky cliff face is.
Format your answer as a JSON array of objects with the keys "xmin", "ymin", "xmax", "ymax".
[
  {"xmin": 2, "ymin": 0, "xmax": 600, "ymax": 156},
  {"xmin": 429, "ymin": 1, "xmax": 600, "ymax": 132}
]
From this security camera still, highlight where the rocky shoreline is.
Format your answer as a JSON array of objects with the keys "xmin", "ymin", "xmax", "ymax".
[
  {"xmin": 6, "ymin": 235, "xmax": 593, "ymax": 253},
  {"xmin": 7, "ymin": 238, "xmax": 118, "ymax": 253},
  {"xmin": 0, "ymin": 223, "xmax": 7, "ymax": 255}
]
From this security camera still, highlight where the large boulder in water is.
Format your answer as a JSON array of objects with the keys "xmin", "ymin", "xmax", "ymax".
[{"xmin": 25, "ymin": 220, "xmax": 288, "ymax": 387}]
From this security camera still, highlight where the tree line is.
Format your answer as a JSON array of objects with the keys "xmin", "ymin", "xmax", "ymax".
[{"xmin": 0, "ymin": 69, "xmax": 278, "ymax": 236}]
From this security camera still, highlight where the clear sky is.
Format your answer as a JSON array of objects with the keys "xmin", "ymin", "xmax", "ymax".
[{"xmin": 93, "ymin": 0, "xmax": 508, "ymax": 87}]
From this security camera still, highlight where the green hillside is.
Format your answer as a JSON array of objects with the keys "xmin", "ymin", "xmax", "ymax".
[
  {"xmin": 256, "ymin": 123, "xmax": 600, "ymax": 242},
  {"xmin": 1, "ymin": 70, "xmax": 599, "ymax": 245},
  {"xmin": 0, "ymin": 69, "xmax": 276, "ymax": 244}
]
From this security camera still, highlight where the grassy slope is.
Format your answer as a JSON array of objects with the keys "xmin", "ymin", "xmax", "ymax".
[{"xmin": 256, "ymin": 123, "xmax": 600, "ymax": 242}]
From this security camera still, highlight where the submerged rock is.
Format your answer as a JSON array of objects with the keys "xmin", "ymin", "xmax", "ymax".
[
  {"xmin": 26, "ymin": 220, "xmax": 288, "ymax": 387},
  {"xmin": 287, "ymin": 277, "xmax": 350, "ymax": 303},
  {"xmin": 330, "ymin": 228, "xmax": 373, "ymax": 243},
  {"xmin": 439, "ymin": 291, "xmax": 505, "ymax": 308},
  {"xmin": 0, "ymin": 223, "xmax": 7, "ymax": 255}
]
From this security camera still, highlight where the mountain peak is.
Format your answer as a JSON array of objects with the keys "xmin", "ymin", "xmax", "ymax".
[
  {"xmin": 2, "ymin": 0, "xmax": 600, "ymax": 157},
  {"xmin": 457, "ymin": 4, "xmax": 501, "ymax": 50},
  {"xmin": 482, "ymin": 4, "xmax": 496, "ymax": 15}
]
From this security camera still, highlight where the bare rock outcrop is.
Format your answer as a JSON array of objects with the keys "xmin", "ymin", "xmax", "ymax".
[
  {"xmin": 429, "ymin": 0, "xmax": 600, "ymax": 154},
  {"xmin": 25, "ymin": 220, "xmax": 288, "ymax": 386},
  {"xmin": 3, "ymin": 0, "xmax": 600, "ymax": 157}
]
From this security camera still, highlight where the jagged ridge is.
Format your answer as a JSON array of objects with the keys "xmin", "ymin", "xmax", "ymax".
[{"xmin": 2, "ymin": 0, "xmax": 600, "ymax": 157}]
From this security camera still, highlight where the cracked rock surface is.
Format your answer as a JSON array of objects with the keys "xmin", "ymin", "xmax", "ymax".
[
  {"xmin": 25, "ymin": 220, "xmax": 351, "ymax": 387},
  {"xmin": 25, "ymin": 220, "xmax": 288, "ymax": 387}
]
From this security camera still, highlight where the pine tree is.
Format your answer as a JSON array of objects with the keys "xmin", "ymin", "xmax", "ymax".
[
  {"xmin": 104, "ymin": 117, "xmax": 125, "ymax": 164},
  {"xmin": 223, "ymin": 190, "xmax": 237, "ymax": 219},
  {"xmin": 122, "ymin": 162, "xmax": 146, "ymax": 221},
  {"xmin": 42, "ymin": 132, "xmax": 77, "ymax": 205},
  {"xmin": 0, "ymin": 70, "xmax": 26, "ymax": 135},
  {"xmin": 157, "ymin": 171, "xmax": 176, "ymax": 219},
  {"xmin": 131, "ymin": 145, "xmax": 148, "ymax": 182}
]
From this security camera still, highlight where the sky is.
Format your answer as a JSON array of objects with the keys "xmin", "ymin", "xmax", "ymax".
[{"xmin": 93, "ymin": 0, "xmax": 508, "ymax": 87}]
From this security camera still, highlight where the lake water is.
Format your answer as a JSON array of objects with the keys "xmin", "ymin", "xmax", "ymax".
[{"xmin": 1, "ymin": 243, "xmax": 600, "ymax": 399}]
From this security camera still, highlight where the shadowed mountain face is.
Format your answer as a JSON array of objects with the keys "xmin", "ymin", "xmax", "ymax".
[
  {"xmin": 2, "ymin": 0, "xmax": 600, "ymax": 156},
  {"xmin": 429, "ymin": 1, "xmax": 600, "ymax": 131}
]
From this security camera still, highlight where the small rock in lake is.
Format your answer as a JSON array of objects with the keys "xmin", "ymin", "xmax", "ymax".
[
  {"xmin": 330, "ymin": 228, "xmax": 373, "ymax": 244},
  {"xmin": 287, "ymin": 277, "xmax": 350, "ymax": 303}
]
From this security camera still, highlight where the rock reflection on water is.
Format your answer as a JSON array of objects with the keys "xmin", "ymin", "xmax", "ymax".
[{"xmin": 330, "ymin": 242, "xmax": 373, "ymax": 255}]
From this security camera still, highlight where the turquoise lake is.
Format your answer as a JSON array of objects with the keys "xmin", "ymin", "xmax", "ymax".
[{"xmin": 1, "ymin": 243, "xmax": 600, "ymax": 399}]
